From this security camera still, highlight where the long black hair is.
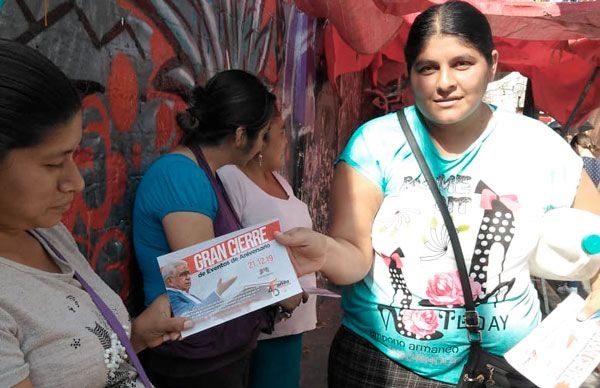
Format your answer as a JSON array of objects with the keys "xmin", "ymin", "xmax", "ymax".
[
  {"xmin": 177, "ymin": 70, "xmax": 276, "ymax": 149},
  {"xmin": 0, "ymin": 40, "xmax": 81, "ymax": 161}
]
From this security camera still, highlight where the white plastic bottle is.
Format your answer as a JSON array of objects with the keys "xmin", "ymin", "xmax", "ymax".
[{"xmin": 529, "ymin": 208, "xmax": 600, "ymax": 280}]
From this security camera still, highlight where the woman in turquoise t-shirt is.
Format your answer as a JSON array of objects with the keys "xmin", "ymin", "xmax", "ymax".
[{"xmin": 275, "ymin": 2, "xmax": 600, "ymax": 387}]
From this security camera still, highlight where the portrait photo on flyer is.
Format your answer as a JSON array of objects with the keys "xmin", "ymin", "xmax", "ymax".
[{"xmin": 157, "ymin": 219, "xmax": 302, "ymax": 337}]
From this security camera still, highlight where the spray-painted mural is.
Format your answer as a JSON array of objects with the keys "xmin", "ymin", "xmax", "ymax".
[{"xmin": 0, "ymin": 0, "xmax": 317, "ymax": 312}]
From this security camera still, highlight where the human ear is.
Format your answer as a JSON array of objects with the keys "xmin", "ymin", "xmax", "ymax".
[
  {"xmin": 488, "ymin": 49, "xmax": 499, "ymax": 82},
  {"xmin": 234, "ymin": 127, "xmax": 247, "ymax": 149}
]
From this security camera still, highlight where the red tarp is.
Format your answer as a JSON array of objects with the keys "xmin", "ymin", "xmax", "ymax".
[{"xmin": 294, "ymin": 0, "xmax": 600, "ymax": 126}]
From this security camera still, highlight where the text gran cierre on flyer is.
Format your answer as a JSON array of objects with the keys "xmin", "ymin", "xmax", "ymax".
[{"xmin": 157, "ymin": 219, "xmax": 302, "ymax": 338}]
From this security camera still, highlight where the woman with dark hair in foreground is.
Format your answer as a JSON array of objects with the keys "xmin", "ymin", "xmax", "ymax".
[{"xmin": 0, "ymin": 39, "xmax": 190, "ymax": 388}]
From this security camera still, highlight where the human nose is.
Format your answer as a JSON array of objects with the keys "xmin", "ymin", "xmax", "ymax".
[
  {"xmin": 436, "ymin": 66, "xmax": 457, "ymax": 95},
  {"xmin": 58, "ymin": 158, "xmax": 85, "ymax": 193}
]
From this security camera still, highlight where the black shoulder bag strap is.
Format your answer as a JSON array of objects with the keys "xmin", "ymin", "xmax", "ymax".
[{"xmin": 396, "ymin": 109, "xmax": 482, "ymax": 345}]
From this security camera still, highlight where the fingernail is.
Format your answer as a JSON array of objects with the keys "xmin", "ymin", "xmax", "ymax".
[
  {"xmin": 576, "ymin": 312, "xmax": 588, "ymax": 322},
  {"xmin": 183, "ymin": 320, "xmax": 193, "ymax": 329},
  {"xmin": 163, "ymin": 334, "xmax": 170, "ymax": 342}
]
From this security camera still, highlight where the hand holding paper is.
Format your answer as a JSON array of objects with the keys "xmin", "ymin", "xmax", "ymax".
[
  {"xmin": 279, "ymin": 292, "xmax": 304, "ymax": 312},
  {"xmin": 274, "ymin": 227, "xmax": 327, "ymax": 276},
  {"xmin": 130, "ymin": 294, "xmax": 193, "ymax": 352}
]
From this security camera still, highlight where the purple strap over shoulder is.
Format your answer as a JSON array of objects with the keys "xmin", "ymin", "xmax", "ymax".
[
  {"xmin": 34, "ymin": 231, "xmax": 152, "ymax": 388},
  {"xmin": 188, "ymin": 143, "xmax": 242, "ymax": 235},
  {"xmin": 137, "ymin": 145, "xmax": 271, "ymax": 376}
]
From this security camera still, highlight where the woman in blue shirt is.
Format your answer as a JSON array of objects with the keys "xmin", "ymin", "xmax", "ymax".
[{"xmin": 133, "ymin": 70, "xmax": 302, "ymax": 388}]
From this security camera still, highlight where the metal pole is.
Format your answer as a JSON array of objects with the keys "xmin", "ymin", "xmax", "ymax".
[
  {"xmin": 563, "ymin": 66, "xmax": 600, "ymax": 134},
  {"xmin": 523, "ymin": 78, "xmax": 538, "ymax": 119}
]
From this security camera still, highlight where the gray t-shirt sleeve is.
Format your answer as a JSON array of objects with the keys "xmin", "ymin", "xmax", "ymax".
[{"xmin": 0, "ymin": 306, "xmax": 29, "ymax": 386}]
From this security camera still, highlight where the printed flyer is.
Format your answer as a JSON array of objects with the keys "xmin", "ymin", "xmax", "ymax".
[
  {"xmin": 157, "ymin": 219, "xmax": 302, "ymax": 337},
  {"xmin": 505, "ymin": 294, "xmax": 600, "ymax": 388}
]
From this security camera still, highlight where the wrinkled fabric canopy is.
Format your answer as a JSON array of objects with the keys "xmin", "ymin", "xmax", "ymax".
[{"xmin": 294, "ymin": 0, "xmax": 600, "ymax": 126}]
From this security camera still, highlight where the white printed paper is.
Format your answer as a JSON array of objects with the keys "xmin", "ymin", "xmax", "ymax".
[
  {"xmin": 505, "ymin": 294, "xmax": 600, "ymax": 388},
  {"xmin": 304, "ymin": 286, "xmax": 341, "ymax": 298},
  {"xmin": 157, "ymin": 219, "xmax": 302, "ymax": 338}
]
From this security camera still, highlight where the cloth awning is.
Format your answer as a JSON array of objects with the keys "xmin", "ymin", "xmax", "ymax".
[{"xmin": 294, "ymin": 0, "xmax": 600, "ymax": 126}]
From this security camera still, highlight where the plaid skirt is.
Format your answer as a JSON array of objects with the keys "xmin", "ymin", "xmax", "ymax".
[{"xmin": 328, "ymin": 326, "xmax": 454, "ymax": 388}]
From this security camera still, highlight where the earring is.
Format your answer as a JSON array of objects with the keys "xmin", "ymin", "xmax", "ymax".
[{"xmin": 258, "ymin": 153, "xmax": 263, "ymax": 167}]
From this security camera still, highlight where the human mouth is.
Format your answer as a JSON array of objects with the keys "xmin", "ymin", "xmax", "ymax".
[
  {"xmin": 54, "ymin": 201, "xmax": 73, "ymax": 211},
  {"xmin": 433, "ymin": 97, "xmax": 462, "ymax": 108}
]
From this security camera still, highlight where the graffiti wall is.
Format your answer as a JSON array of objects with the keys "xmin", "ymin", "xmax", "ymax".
[{"xmin": 0, "ymin": 0, "xmax": 318, "ymax": 313}]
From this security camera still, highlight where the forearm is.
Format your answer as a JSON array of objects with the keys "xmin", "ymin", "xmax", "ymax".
[
  {"xmin": 316, "ymin": 163, "xmax": 381, "ymax": 285},
  {"xmin": 320, "ymin": 236, "xmax": 373, "ymax": 285}
]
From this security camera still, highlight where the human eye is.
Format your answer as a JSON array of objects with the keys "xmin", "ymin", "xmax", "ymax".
[
  {"xmin": 46, "ymin": 161, "xmax": 65, "ymax": 169},
  {"xmin": 417, "ymin": 65, "xmax": 436, "ymax": 75},
  {"xmin": 45, "ymin": 154, "xmax": 72, "ymax": 169},
  {"xmin": 454, "ymin": 59, "xmax": 474, "ymax": 70}
]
